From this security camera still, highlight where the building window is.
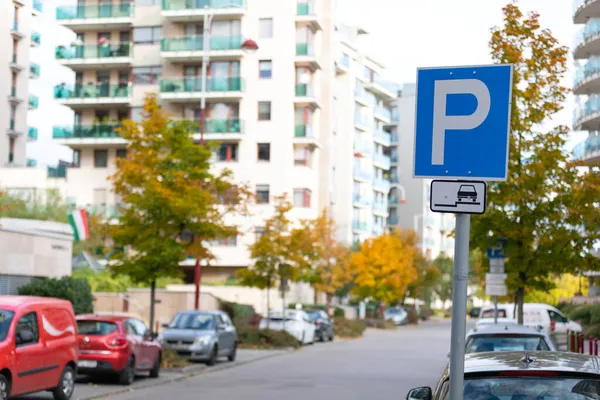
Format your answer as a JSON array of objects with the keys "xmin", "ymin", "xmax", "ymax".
[
  {"xmin": 217, "ymin": 143, "xmax": 238, "ymax": 162},
  {"xmin": 256, "ymin": 185, "xmax": 270, "ymax": 204},
  {"xmin": 116, "ymin": 149, "xmax": 128, "ymax": 159},
  {"xmin": 293, "ymin": 189, "xmax": 311, "ymax": 208},
  {"xmin": 133, "ymin": 66, "xmax": 161, "ymax": 84},
  {"xmin": 73, "ymin": 150, "xmax": 81, "ymax": 168},
  {"xmin": 255, "ymin": 227, "xmax": 265, "ymax": 241},
  {"xmin": 259, "ymin": 18, "xmax": 273, "ymax": 38},
  {"xmin": 211, "ymin": 236, "xmax": 237, "ymax": 247},
  {"xmin": 259, "ymin": 60, "xmax": 272, "ymax": 79},
  {"xmin": 258, "ymin": 102, "xmax": 271, "ymax": 121},
  {"xmin": 94, "ymin": 150, "xmax": 108, "ymax": 168},
  {"xmin": 257, "ymin": 143, "xmax": 270, "ymax": 161},
  {"xmin": 133, "ymin": 26, "xmax": 162, "ymax": 44},
  {"xmin": 294, "ymin": 146, "xmax": 312, "ymax": 167}
]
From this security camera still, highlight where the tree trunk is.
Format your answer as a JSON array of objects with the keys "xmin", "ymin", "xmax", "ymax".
[
  {"xmin": 326, "ymin": 293, "xmax": 333, "ymax": 317},
  {"xmin": 313, "ymin": 290, "xmax": 318, "ymax": 305},
  {"xmin": 282, "ymin": 282, "xmax": 286, "ymax": 332},
  {"xmin": 149, "ymin": 279, "xmax": 156, "ymax": 335},
  {"xmin": 516, "ymin": 286, "xmax": 524, "ymax": 325},
  {"xmin": 266, "ymin": 284, "xmax": 271, "ymax": 330}
]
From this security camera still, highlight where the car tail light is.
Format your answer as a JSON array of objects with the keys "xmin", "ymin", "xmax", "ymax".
[
  {"xmin": 107, "ymin": 337, "xmax": 128, "ymax": 348},
  {"xmin": 315, "ymin": 321, "xmax": 323, "ymax": 326},
  {"xmin": 550, "ymin": 321, "xmax": 556, "ymax": 332}
]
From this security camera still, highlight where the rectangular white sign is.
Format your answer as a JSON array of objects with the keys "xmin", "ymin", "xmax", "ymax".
[
  {"xmin": 490, "ymin": 266, "xmax": 505, "ymax": 274},
  {"xmin": 430, "ymin": 180, "xmax": 487, "ymax": 214},
  {"xmin": 486, "ymin": 273, "xmax": 507, "ymax": 285},
  {"xmin": 486, "ymin": 285, "xmax": 507, "ymax": 296}
]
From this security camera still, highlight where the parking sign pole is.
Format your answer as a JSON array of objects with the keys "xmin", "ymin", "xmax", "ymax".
[
  {"xmin": 449, "ymin": 213, "xmax": 470, "ymax": 400},
  {"xmin": 494, "ymin": 296, "xmax": 498, "ymax": 324}
]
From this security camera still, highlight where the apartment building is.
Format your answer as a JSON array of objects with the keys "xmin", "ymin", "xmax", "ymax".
[
  {"xmin": 2, "ymin": 0, "xmax": 43, "ymax": 167},
  {"xmin": 49, "ymin": 0, "xmax": 394, "ymax": 280},
  {"xmin": 386, "ymin": 84, "xmax": 455, "ymax": 260}
]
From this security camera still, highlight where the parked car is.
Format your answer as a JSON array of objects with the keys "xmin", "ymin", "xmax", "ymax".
[
  {"xmin": 475, "ymin": 317, "xmax": 517, "ymax": 328},
  {"xmin": 76, "ymin": 315, "xmax": 161, "ymax": 385},
  {"xmin": 384, "ymin": 307, "xmax": 408, "ymax": 326},
  {"xmin": 259, "ymin": 310, "xmax": 316, "ymax": 345},
  {"xmin": 0, "ymin": 296, "xmax": 78, "ymax": 400},
  {"xmin": 306, "ymin": 310, "xmax": 334, "ymax": 342},
  {"xmin": 465, "ymin": 324, "xmax": 557, "ymax": 353},
  {"xmin": 408, "ymin": 351, "xmax": 600, "ymax": 400},
  {"xmin": 468, "ymin": 307, "xmax": 481, "ymax": 318},
  {"xmin": 159, "ymin": 311, "xmax": 237, "ymax": 366}
]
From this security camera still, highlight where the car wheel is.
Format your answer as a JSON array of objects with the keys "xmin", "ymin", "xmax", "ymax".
[
  {"xmin": 52, "ymin": 365, "xmax": 75, "ymax": 400},
  {"xmin": 227, "ymin": 342, "xmax": 237, "ymax": 362},
  {"xmin": 149, "ymin": 352, "xmax": 161, "ymax": 378},
  {"xmin": 118, "ymin": 357, "xmax": 135, "ymax": 385},
  {"xmin": 320, "ymin": 332, "xmax": 326, "ymax": 342},
  {"xmin": 0, "ymin": 374, "xmax": 10, "ymax": 400},
  {"xmin": 206, "ymin": 345, "xmax": 218, "ymax": 366}
]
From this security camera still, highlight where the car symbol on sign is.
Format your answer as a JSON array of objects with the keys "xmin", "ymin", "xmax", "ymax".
[{"xmin": 457, "ymin": 185, "xmax": 477, "ymax": 203}]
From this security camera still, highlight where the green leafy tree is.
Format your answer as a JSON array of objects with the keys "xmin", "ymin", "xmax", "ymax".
[
  {"xmin": 407, "ymin": 251, "xmax": 440, "ymax": 308},
  {"xmin": 471, "ymin": 4, "xmax": 600, "ymax": 323},
  {"xmin": 18, "ymin": 276, "xmax": 93, "ymax": 315},
  {"xmin": 108, "ymin": 94, "xmax": 249, "ymax": 332},
  {"xmin": 432, "ymin": 256, "xmax": 454, "ymax": 309}
]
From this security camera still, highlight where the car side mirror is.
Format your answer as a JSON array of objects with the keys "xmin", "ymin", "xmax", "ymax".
[
  {"xmin": 216, "ymin": 324, "xmax": 226, "ymax": 331},
  {"xmin": 16, "ymin": 329, "xmax": 34, "ymax": 346},
  {"xmin": 407, "ymin": 387, "xmax": 432, "ymax": 400}
]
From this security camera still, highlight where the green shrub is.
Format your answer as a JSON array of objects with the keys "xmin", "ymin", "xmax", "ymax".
[
  {"xmin": 220, "ymin": 300, "xmax": 257, "ymax": 327},
  {"xmin": 288, "ymin": 303, "xmax": 345, "ymax": 317},
  {"xmin": 333, "ymin": 317, "xmax": 366, "ymax": 338},
  {"xmin": 161, "ymin": 348, "xmax": 189, "ymax": 369},
  {"xmin": 18, "ymin": 276, "xmax": 93, "ymax": 315},
  {"xmin": 568, "ymin": 305, "xmax": 594, "ymax": 325},
  {"xmin": 406, "ymin": 308, "xmax": 420, "ymax": 325},
  {"xmin": 366, "ymin": 318, "xmax": 397, "ymax": 329},
  {"xmin": 237, "ymin": 327, "xmax": 300, "ymax": 349},
  {"xmin": 584, "ymin": 323, "xmax": 600, "ymax": 338}
]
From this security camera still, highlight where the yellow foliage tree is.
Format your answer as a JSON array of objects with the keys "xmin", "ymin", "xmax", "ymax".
[
  {"xmin": 525, "ymin": 274, "xmax": 588, "ymax": 306},
  {"xmin": 349, "ymin": 229, "xmax": 420, "ymax": 311}
]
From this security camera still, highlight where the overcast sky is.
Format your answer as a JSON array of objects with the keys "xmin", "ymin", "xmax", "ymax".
[{"xmin": 339, "ymin": 0, "xmax": 586, "ymax": 148}]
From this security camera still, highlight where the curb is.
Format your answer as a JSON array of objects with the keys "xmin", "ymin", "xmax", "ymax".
[{"xmin": 77, "ymin": 350, "xmax": 292, "ymax": 400}]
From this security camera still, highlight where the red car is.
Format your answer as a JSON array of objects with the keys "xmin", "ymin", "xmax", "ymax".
[
  {"xmin": 0, "ymin": 296, "xmax": 78, "ymax": 400},
  {"xmin": 76, "ymin": 315, "xmax": 161, "ymax": 385}
]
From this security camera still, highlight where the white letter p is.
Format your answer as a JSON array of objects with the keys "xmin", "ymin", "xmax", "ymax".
[{"xmin": 431, "ymin": 79, "xmax": 491, "ymax": 165}]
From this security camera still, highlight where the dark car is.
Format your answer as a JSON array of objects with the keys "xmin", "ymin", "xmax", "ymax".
[
  {"xmin": 468, "ymin": 307, "xmax": 481, "ymax": 318},
  {"xmin": 407, "ymin": 351, "xmax": 600, "ymax": 400},
  {"xmin": 306, "ymin": 310, "xmax": 334, "ymax": 342}
]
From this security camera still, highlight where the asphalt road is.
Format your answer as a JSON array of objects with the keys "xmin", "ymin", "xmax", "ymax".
[{"xmin": 107, "ymin": 320, "xmax": 454, "ymax": 400}]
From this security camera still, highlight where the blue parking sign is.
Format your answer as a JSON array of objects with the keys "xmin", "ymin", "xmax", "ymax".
[{"xmin": 413, "ymin": 65, "xmax": 513, "ymax": 180}]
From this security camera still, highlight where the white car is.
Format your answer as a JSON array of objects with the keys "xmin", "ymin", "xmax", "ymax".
[
  {"xmin": 259, "ymin": 310, "xmax": 316, "ymax": 345},
  {"xmin": 475, "ymin": 317, "xmax": 517, "ymax": 328},
  {"xmin": 465, "ymin": 324, "xmax": 558, "ymax": 353}
]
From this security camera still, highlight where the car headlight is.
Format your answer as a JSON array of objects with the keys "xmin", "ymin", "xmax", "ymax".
[{"xmin": 194, "ymin": 335, "xmax": 211, "ymax": 346}]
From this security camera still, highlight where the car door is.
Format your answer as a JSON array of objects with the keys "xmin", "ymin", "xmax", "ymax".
[
  {"xmin": 124, "ymin": 319, "xmax": 146, "ymax": 369},
  {"xmin": 215, "ymin": 314, "xmax": 232, "ymax": 354},
  {"xmin": 221, "ymin": 314, "xmax": 236, "ymax": 351},
  {"xmin": 134, "ymin": 319, "xmax": 157, "ymax": 369},
  {"xmin": 12, "ymin": 311, "xmax": 52, "ymax": 395}
]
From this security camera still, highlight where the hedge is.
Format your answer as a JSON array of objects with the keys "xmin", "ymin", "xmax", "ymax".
[
  {"xmin": 237, "ymin": 327, "xmax": 300, "ymax": 349},
  {"xmin": 287, "ymin": 303, "xmax": 345, "ymax": 317},
  {"xmin": 333, "ymin": 317, "xmax": 366, "ymax": 338},
  {"xmin": 18, "ymin": 276, "xmax": 94, "ymax": 315}
]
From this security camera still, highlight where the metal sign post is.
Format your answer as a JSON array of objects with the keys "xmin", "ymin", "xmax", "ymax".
[
  {"xmin": 414, "ymin": 64, "xmax": 513, "ymax": 400},
  {"xmin": 486, "ymin": 243, "xmax": 507, "ymax": 324}
]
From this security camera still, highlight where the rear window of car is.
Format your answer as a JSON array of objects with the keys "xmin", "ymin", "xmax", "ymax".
[
  {"xmin": 481, "ymin": 309, "xmax": 507, "ymax": 318},
  {"xmin": 77, "ymin": 320, "xmax": 118, "ymax": 335},
  {"xmin": 465, "ymin": 334, "xmax": 550, "ymax": 353}
]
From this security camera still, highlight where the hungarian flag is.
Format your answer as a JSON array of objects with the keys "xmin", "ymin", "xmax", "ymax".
[{"xmin": 68, "ymin": 209, "xmax": 89, "ymax": 241}]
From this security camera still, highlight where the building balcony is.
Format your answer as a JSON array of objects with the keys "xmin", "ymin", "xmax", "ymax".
[
  {"xmin": 192, "ymin": 118, "xmax": 244, "ymax": 141},
  {"xmin": 27, "ymin": 159, "xmax": 37, "ymax": 167},
  {"xmin": 296, "ymin": 2, "xmax": 322, "ymax": 30},
  {"xmin": 294, "ymin": 125, "xmax": 320, "ymax": 148},
  {"xmin": 365, "ymin": 76, "xmax": 396, "ymax": 101},
  {"xmin": 7, "ymin": 119, "xmax": 21, "ymax": 137},
  {"xmin": 8, "ymin": 86, "xmax": 21, "ymax": 104},
  {"xmin": 54, "ymin": 83, "xmax": 132, "ymax": 109},
  {"xmin": 161, "ymin": 36, "xmax": 245, "ymax": 61},
  {"xmin": 354, "ymin": 115, "xmax": 370, "ymax": 132},
  {"xmin": 353, "ymin": 193, "xmax": 371, "ymax": 208},
  {"xmin": 355, "ymin": 85, "xmax": 376, "ymax": 108},
  {"xmin": 31, "ymin": 32, "xmax": 40, "ymax": 47},
  {"xmin": 159, "ymin": 77, "xmax": 244, "ymax": 102},
  {"xmin": 574, "ymin": 0, "xmax": 600, "ymax": 24},
  {"xmin": 294, "ymin": 84, "xmax": 320, "ymax": 107},
  {"xmin": 573, "ymin": 134, "xmax": 600, "ymax": 165},
  {"xmin": 56, "ymin": 44, "xmax": 133, "ymax": 70},
  {"xmin": 47, "ymin": 165, "xmax": 67, "ymax": 178},
  {"xmin": 373, "ymin": 202, "xmax": 388, "ymax": 216},
  {"xmin": 391, "ymin": 134, "xmax": 399, "ymax": 144},
  {"xmin": 56, "ymin": 4, "xmax": 133, "ymax": 30},
  {"xmin": 374, "ymin": 105, "xmax": 392, "ymax": 123},
  {"xmin": 11, "ymin": 21, "xmax": 25, "ymax": 40},
  {"xmin": 372, "ymin": 224, "xmax": 385, "ymax": 236},
  {"xmin": 29, "ymin": 95, "xmax": 39, "ymax": 110},
  {"xmin": 374, "ymin": 130, "xmax": 391, "ymax": 146},
  {"xmin": 28, "ymin": 127, "xmax": 38, "ymax": 141},
  {"xmin": 295, "ymin": 43, "xmax": 320, "ymax": 70},
  {"xmin": 336, "ymin": 53, "xmax": 350, "ymax": 75},
  {"xmin": 30, "ymin": 63, "xmax": 40, "ymax": 79},
  {"xmin": 388, "ymin": 215, "xmax": 399, "ymax": 226},
  {"xmin": 390, "ymin": 153, "xmax": 399, "ymax": 163},
  {"xmin": 53, "ymin": 124, "xmax": 126, "ymax": 147},
  {"xmin": 352, "ymin": 221, "xmax": 370, "ymax": 234},
  {"xmin": 162, "ymin": 0, "xmax": 246, "ymax": 21},
  {"xmin": 353, "ymin": 169, "xmax": 372, "ymax": 183},
  {"xmin": 574, "ymin": 57, "xmax": 600, "ymax": 95},
  {"xmin": 373, "ymin": 178, "xmax": 391, "ymax": 192},
  {"xmin": 354, "ymin": 142, "xmax": 372, "ymax": 157},
  {"xmin": 373, "ymin": 153, "xmax": 391, "ymax": 170},
  {"xmin": 33, "ymin": 0, "xmax": 42, "ymax": 14},
  {"xmin": 574, "ymin": 19, "xmax": 600, "ymax": 59},
  {"xmin": 9, "ymin": 54, "xmax": 24, "ymax": 72}
]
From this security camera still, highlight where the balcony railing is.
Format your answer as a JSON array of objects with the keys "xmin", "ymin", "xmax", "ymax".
[
  {"xmin": 354, "ymin": 142, "xmax": 372, "ymax": 155},
  {"xmin": 375, "ymin": 105, "xmax": 392, "ymax": 120},
  {"xmin": 193, "ymin": 119, "xmax": 243, "ymax": 134},
  {"xmin": 355, "ymin": 84, "xmax": 376, "ymax": 107},
  {"xmin": 352, "ymin": 221, "xmax": 369, "ymax": 232},
  {"xmin": 373, "ymin": 178, "xmax": 391, "ymax": 191},
  {"xmin": 372, "ymin": 225, "xmax": 385, "ymax": 236},
  {"xmin": 353, "ymin": 194, "xmax": 371, "ymax": 207},
  {"xmin": 161, "ymin": 35, "xmax": 243, "ymax": 51},
  {"xmin": 10, "ymin": 87, "xmax": 16, "ymax": 97},
  {"xmin": 8, "ymin": 153, "xmax": 13, "ymax": 163},
  {"xmin": 373, "ymin": 202, "xmax": 387, "ymax": 213},
  {"xmin": 162, "ymin": 0, "xmax": 245, "ymax": 10},
  {"xmin": 48, "ymin": 165, "xmax": 67, "ymax": 178},
  {"xmin": 27, "ymin": 159, "xmax": 37, "ymax": 167},
  {"xmin": 56, "ymin": 43, "xmax": 132, "ymax": 59},
  {"xmin": 339, "ymin": 53, "xmax": 350, "ymax": 68},
  {"xmin": 9, "ymin": 119, "xmax": 15, "ymax": 131},
  {"xmin": 295, "ymin": 84, "xmax": 313, "ymax": 96},
  {"xmin": 53, "ymin": 125, "xmax": 121, "ymax": 139},
  {"xmin": 354, "ymin": 114, "xmax": 369, "ymax": 127},
  {"xmin": 295, "ymin": 124, "xmax": 313, "ymax": 137},
  {"xmin": 160, "ymin": 77, "xmax": 243, "ymax": 93},
  {"xmin": 297, "ymin": 2, "xmax": 314, "ymax": 15},
  {"xmin": 54, "ymin": 84, "xmax": 131, "ymax": 99},
  {"xmin": 574, "ymin": 19, "xmax": 600, "ymax": 52},
  {"xmin": 353, "ymin": 169, "xmax": 372, "ymax": 181},
  {"xmin": 56, "ymin": 4, "xmax": 133, "ymax": 20},
  {"xmin": 28, "ymin": 127, "xmax": 38, "ymax": 140},
  {"xmin": 29, "ymin": 95, "xmax": 39, "ymax": 109},
  {"xmin": 388, "ymin": 216, "xmax": 399, "ymax": 225},
  {"xmin": 391, "ymin": 154, "xmax": 399, "ymax": 162},
  {"xmin": 574, "ymin": 134, "xmax": 600, "ymax": 160},
  {"xmin": 12, "ymin": 21, "xmax": 19, "ymax": 32},
  {"xmin": 31, "ymin": 32, "xmax": 41, "ymax": 46},
  {"xmin": 391, "ymin": 134, "xmax": 399, "ymax": 144},
  {"xmin": 30, "ymin": 63, "xmax": 40, "ymax": 78},
  {"xmin": 373, "ymin": 153, "xmax": 391, "ymax": 167},
  {"xmin": 389, "ymin": 175, "xmax": 399, "ymax": 183},
  {"xmin": 33, "ymin": 0, "xmax": 42, "ymax": 12},
  {"xmin": 296, "ymin": 43, "xmax": 313, "ymax": 56},
  {"xmin": 374, "ymin": 130, "xmax": 391, "ymax": 143}
]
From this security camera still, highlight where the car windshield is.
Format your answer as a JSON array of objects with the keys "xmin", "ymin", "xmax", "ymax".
[
  {"xmin": 465, "ymin": 335, "xmax": 550, "ymax": 353},
  {"xmin": 307, "ymin": 312, "xmax": 323, "ymax": 321},
  {"xmin": 444, "ymin": 378, "xmax": 600, "ymax": 400},
  {"xmin": 385, "ymin": 308, "xmax": 405, "ymax": 315},
  {"xmin": 481, "ymin": 309, "xmax": 507, "ymax": 318},
  {"xmin": 169, "ymin": 313, "xmax": 214, "ymax": 330},
  {"xmin": 77, "ymin": 320, "xmax": 118, "ymax": 335},
  {"xmin": 0, "ymin": 310, "xmax": 15, "ymax": 342}
]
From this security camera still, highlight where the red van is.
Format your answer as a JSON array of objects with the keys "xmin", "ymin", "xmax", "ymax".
[
  {"xmin": 0, "ymin": 296, "xmax": 78, "ymax": 399},
  {"xmin": 76, "ymin": 315, "xmax": 161, "ymax": 385}
]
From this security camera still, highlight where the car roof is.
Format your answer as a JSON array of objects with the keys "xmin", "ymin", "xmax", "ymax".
[
  {"xmin": 467, "ymin": 324, "xmax": 545, "ymax": 336},
  {"xmin": 464, "ymin": 351, "xmax": 600, "ymax": 375},
  {"xmin": 0, "ymin": 296, "xmax": 71, "ymax": 310},
  {"xmin": 76, "ymin": 314, "xmax": 129, "ymax": 322},
  {"xmin": 177, "ymin": 310, "xmax": 221, "ymax": 315}
]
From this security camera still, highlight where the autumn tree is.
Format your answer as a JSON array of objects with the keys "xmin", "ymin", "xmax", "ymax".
[
  {"xmin": 348, "ymin": 229, "xmax": 419, "ymax": 314},
  {"xmin": 298, "ymin": 210, "xmax": 351, "ymax": 313},
  {"xmin": 109, "ymin": 94, "xmax": 248, "ymax": 332},
  {"xmin": 406, "ymin": 251, "xmax": 440, "ymax": 308},
  {"xmin": 471, "ymin": 4, "xmax": 600, "ymax": 323}
]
